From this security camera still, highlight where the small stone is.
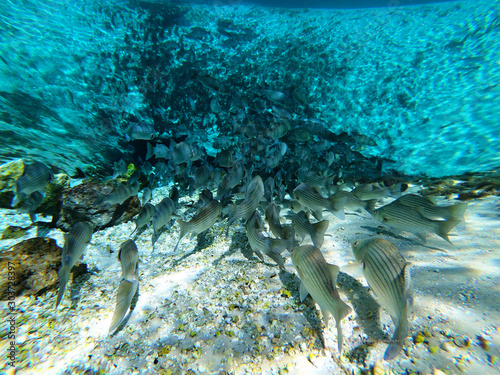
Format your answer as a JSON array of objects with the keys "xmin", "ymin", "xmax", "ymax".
[
  {"xmin": 433, "ymin": 370, "xmax": 446, "ymax": 375},
  {"xmin": 477, "ymin": 335, "xmax": 489, "ymax": 351},
  {"xmin": 429, "ymin": 346, "xmax": 439, "ymax": 354},
  {"xmin": 414, "ymin": 332, "xmax": 425, "ymax": 344},
  {"xmin": 441, "ymin": 341, "xmax": 456, "ymax": 352},
  {"xmin": 487, "ymin": 354, "xmax": 497, "ymax": 365}
]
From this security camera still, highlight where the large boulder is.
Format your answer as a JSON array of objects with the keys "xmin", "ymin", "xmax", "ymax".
[
  {"xmin": 55, "ymin": 181, "xmax": 140, "ymax": 231},
  {"xmin": 0, "ymin": 237, "xmax": 62, "ymax": 299}
]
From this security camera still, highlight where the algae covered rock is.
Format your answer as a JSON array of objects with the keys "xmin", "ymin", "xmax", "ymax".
[
  {"xmin": 0, "ymin": 237, "xmax": 62, "ymax": 299},
  {"xmin": 0, "ymin": 159, "xmax": 24, "ymax": 208},
  {"xmin": 55, "ymin": 180, "xmax": 140, "ymax": 231}
]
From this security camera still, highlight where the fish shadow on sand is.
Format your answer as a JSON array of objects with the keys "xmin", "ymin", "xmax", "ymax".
[
  {"xmin": 171, "ymin": 229, "xmax": 215, "ymax": 267},
  {"xmin": 360, "ymin": 225, "xmax": 449, "ymax": 252},
  {"xmin": 68, "ymin": 266, "xmax": 93, "ymax": 309},
  {"xmin": 336, "ymin": 271, "xmax": 386, "ymax": 342},
  {"xmin": 109, "ymin": 285, "xmax": 140, "ymax": 336},
  {"xmin": 278, "ymin": 270, "xmax": 326, "ymax": 349}
]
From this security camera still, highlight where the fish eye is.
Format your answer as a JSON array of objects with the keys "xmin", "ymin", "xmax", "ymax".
[{"xmin": 354, "ymin": 241, "xmax": 358, "ymax": 245}]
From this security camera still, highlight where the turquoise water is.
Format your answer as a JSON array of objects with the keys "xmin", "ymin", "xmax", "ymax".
[{"xmin": 0, "ymin": 0, "xmax": 498, "ymax": 178}]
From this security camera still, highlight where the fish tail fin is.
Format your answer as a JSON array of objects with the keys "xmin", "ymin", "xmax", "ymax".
[
  {"xmin": 174, "ymin": 221, "xmax": 188, "ymax": 252},
  {"xmin": 328, "ymin": 195, "xmax": 347, "ymax": 220},
  {"xmin": 55, "ymin": 266, "xmax": 70, "ymax": 308},
  {"xmin": 109, "ymin": 279, "xmax": 138, "ymax": 334},
  {"xmin": 311, "ymin": 219, "xmax": 329, "ymax": 248},
  {"xmin": 384, "ymin": 311, "xmax": 408, "ymax": 361},
  {"xmin": 146, "ymin": 143, "xmax": 154, "ymax": 160},
  {"xmin": 437, "ymin": 219, "xmax": 460, "ymax": 244},
  {"xmin": 336, "ymin": 320, "xmax": 344, "ymax": 354},
  {"xmin": 448, "ymin": 202, "xmax": 468, "ymax": 223}
]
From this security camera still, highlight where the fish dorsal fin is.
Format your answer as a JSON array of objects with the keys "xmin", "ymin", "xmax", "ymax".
[
  {"xmin": 425, "ymin": 195, "xmax": 438, "ymax": 205},
  {"xmin": 299, "ymin": 280, "xmax": 309, "ymax": 302},
  {"xmin": 328, "ymin": 264, "xmax": 340, "ymax": 283}
]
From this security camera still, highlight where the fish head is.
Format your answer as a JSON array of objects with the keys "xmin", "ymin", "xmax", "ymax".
[{"xmin": 351, "ymin": 239, "xmax": 370, "ymax": 263}]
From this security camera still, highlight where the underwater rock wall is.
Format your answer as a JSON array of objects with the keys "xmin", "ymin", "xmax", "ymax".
[{"xmin": 0, "ymin": 0, "xmax": 498, "ymax": 177}]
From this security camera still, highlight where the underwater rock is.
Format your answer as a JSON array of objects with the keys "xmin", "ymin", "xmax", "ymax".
[
  {"xmin": 55, "ymin": 181, "xmax": 140, "ymax": 231},
  {"xmin": 0, "ymin": 237, "xmax": 65, "ymax": 299},
  {"xmin": 35, "ymin": 173, "xmax": 70, "ymax": 217},
  {"xmin": 0, "ymin": 159, "xmax": 24, "ymax": 208}
]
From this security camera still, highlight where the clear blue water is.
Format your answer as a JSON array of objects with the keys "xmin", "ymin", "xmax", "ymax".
[{"xmin": 0, "ymin": 0, "xmax": 498, "ymax": 177}]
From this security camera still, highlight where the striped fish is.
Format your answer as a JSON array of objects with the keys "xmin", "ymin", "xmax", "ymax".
[
  {"xmin": 109, "ymin": 279, "xmax": 138, "ymax": 334},
  {"xmin": 291, "ymin": 245, "xmax": 352, "ymax": 353},
  {"xmin": 132, "ymin": 203, "xmax": 155, "ymax": 234},
  {"xmin": 352, "ymin": 183, "xmax": 402, "ymax": 201},
  {"xmin": 55, "ymin": 222, "xmax": 93, "ymax": 308},
  {"xmin": 174, "ymin": 199, "xmax": 222, "ymax": 251},
  {"xmin": 141, "ymin": 187, "xmax": 152, "ymax": 206},
  {"xmin": 293, "ymin": 183, "xmax": 347, "ymax": 220},
  {"xmin": 152, "ymin": 197, "xmax": 176, "ymax": 246},
  {"xmin": 396, "ymin": 194, "xmax": 468, "ymax": 224},
  {"xmin": 118, "ymin": 240, "xmax": 139, "ymax": 281},
  {"xmin": 217, "ymin": 160, "xmax": 244, "ymax": 199},
  {"xmin": 12, "ymin": 161, "xmax": 53, "ymax": 207},
  {"xmin": 351, "ymin": 238, "xmax": 413, "ymax": 360},
  {"xmin": 227, "ymin": 175, "xmax": 264, "ymax": 235},
  {"xmin": 334, "ymin": 190, "xmax": 377, "ymax": 214},
  {"xmin": 372, "ymin": 201, "xmax": 460, "ymax": 244},
  {"xmin": 109, "ymin": 240, "xmax": 140, "ymax": 333},
  {"xmin": 292, "ymin": 211, "xmax": 329, "ymax": 249},
  {"xmin": 265, "ymin": 202, "xmax": 294, "ymax": 240},
  {"xmin": 170, "ymin": 140, "xmax": 201, "ymax": 165},
  {"xmin": 245, "ymin": 211, "xmax": 290, "ymax": 270}
]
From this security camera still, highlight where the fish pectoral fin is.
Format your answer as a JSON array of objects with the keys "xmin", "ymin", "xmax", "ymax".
[{"xmin": 299, "ymin": 280, "xmax": 309, "ymax": 302}]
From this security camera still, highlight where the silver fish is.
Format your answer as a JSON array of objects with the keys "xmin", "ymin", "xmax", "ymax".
[
  {"xmin": 245, "ymin": 211, "xmax": 290, "ymax": 270},
  {"xmin": 12, "ymin": 161, "xmax": 52, "ymax": 207},
  {"xmin": 293, "ymin": 183, "xmax": 347, "ymax": 220},
  {"xmin": 146, "ymin": 143, "xmax": 170, "ymax": 160},
  {"xmin": 396, "ymin": 194, "xmax": 468, "ymax": 223},
  {"xmin": 152, "ymin": 197, "xmax": 176, "ymax": 246},
  {"xmin": 227, "ymin": 175, "xmax": 265, "ymax": 234},
  {"xmin": 55, "ymin": 222, "xmax": 93, "ymax": 308},
  {"xmin": 16, "ymin": 191, "xmax": 44, "ymax": 223},
  {"xmin": 217, "ymin": 160, "xmax": 244, "ymax": 199},
  {"xmin": 109, "ymin": 240, "xmax": 139, "ymax": 333},
  {"xmin": 292, "ymin": 211, "xmax": 329, "ymax": 249},
  {"xmin": 108, "ymin": 279, "xmax": 138, "ymax": 334},
  {"xmin": 132, "ymin": 203, "xmax": 155, "ymax": 234},
  {"xmin": 95, "ymin": 182, "xmax": 139, "ymax": 206},
  {"xmin": 351, "ymin": 238, "xmax": 413, "ymax": 360},
  {"xmin": 141, "ymin": 187, "xmax": 152, "ymax": 206},
  {"xmin": 118, "ymin": 240, "xmax": 139, "ymax": 282},
  {"xmin": 127, "ymin": 123, "xmax": 156, "ymax": 141},
  {"xmin": 174, "ymin": 200, "xmax": 222, "ymax": 251},
  {"xmin": 352, "ymin": 183, "xmax": 402, "ymax": 201},
  {"xmin": 291, "ymin": 245, "xmax": 351, "ymax": 354},
  {"xmin": 170, "ymin": 140, "xmax": 202, "ymax": 165},
  {"xmin": 334, "ymin": 190, "xmax": 377, "ymax": 214},
  {"xmin": 372, "ymin": 201, "xmax": 460, "ymax": 244}
]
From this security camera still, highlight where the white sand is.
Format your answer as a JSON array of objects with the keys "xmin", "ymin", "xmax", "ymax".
[{"xmin": 0, "ymin": 185, "xmax": 499, "ymax": 375}]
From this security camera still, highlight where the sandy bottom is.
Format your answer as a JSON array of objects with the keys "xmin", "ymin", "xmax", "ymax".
[{"xmin": 0, "ymin": 185, "xmax": 499, "ymax": 375}]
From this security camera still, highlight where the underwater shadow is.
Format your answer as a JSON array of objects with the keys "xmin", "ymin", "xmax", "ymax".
[
  {"xmin": 277, "ymin": 270, "xmax": 326, "ymax": 349},
  {"xmin": 68, "ymin": 264, "xmax": 92, "ymax": 309},
  {"xmin": 171, "ymin": 229, "xmax": 215, "ymax": 267},
  {"xmin": 360, "ymin": 225, "xmax": 449, "ymax": 252},
  {"xmin": 336, "ymin": 271, "xmax": 386, "ymax": 342}
]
